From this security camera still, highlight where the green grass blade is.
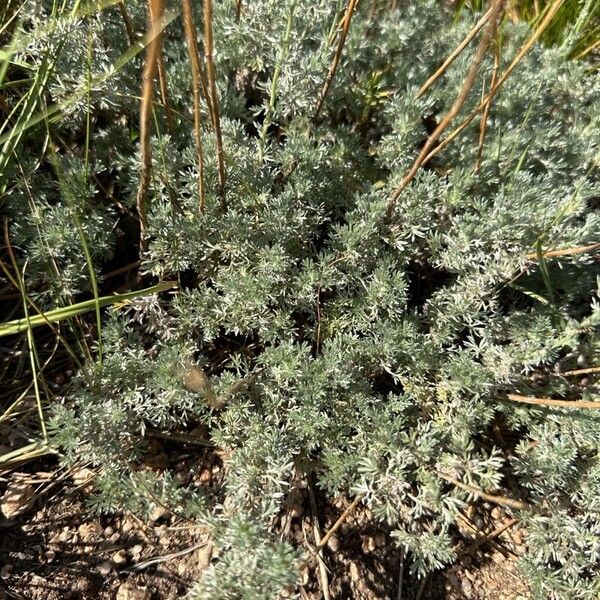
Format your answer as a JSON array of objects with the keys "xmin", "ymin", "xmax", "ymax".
[{"xmin": 0, "ymin": 281, "xmax": 178, "ymax": 337}]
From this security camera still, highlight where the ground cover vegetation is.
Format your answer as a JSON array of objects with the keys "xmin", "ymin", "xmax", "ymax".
[{"xmin": 1, "ymin": 0, "xmax": 599, "ymax": 598}]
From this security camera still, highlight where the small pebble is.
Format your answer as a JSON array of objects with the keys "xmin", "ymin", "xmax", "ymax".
[
  {"xmin": 112, "ymin": 549, "xmax": 127, "ymax": 565},
  {"xmin": 326, "ymin": 535, "xmax": 340, "ymax": 552},
  {"xmin": 98, "ymin": 561, "xmax": 112, "ymax": 577},
  {"xmin": 45, "ymin": 550, "xmax": 56, "ymax": 562},
  {"xmin": 122, "ymin": 519, "xmax": 134, "ymax": 534},
  {"xmin": 0, "ymin": 564, "xmax": 13, "ymax": 579},
  {"xmin": 75, "ymin": 579, "xmax": 91, "ymax": 592}
]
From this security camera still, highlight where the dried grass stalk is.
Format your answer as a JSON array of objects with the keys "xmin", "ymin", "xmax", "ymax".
[
  {"xmin": 182, "ymin": 0, "xmax": 206, "ymax": 211},
  {"xmin": 386, "ymin": 0, "xmax": 504, "ymax": 218},
  {"xmin": 203, "ymin": 0, "xmax": 226, "ymax": 201},
  {"xmin": 136, "ymin": 0, "xmax": 163, "ymax": 250},
  {"xmin": 313, "ymin": 0, "xmax": 359, "ymax": 121}
]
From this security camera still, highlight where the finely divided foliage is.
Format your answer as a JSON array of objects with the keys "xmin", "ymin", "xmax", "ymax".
[{"xmin": 3, "ymin": 0, "xmax": 600, "ymax": 598}]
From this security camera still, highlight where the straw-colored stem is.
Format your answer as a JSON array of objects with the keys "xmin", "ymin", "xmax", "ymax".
[
  {"xmin": 475, "ymin": 40, "xmax": 499, "ymax": 172},
  {"xmin": 203, "ymin": 0, "xmax": 226, "ymax": 201},
  {"xmin": 507, "ymin": 394, "xmax": 600, "ymax": 411},
  {"xmin": 235, "ymin": 0, "xmax": 242, "ymax": 22},
  {"xmin": 525, "ymin": 242, "xmax": 600, "ymax": 260},
  {"xmin": 416, "ymin": 6, "xmax": 493, "ymax": 99},
  {"xmin": 438, "ymin": 472, "xmax": 529, "ymax": 511},
  {"xmin": 156, "ymin": 44, "xmax": 174, "ymax": 133},
  {"xmin": 560, "ymin": 366, "xmax": 600, "ymax": 377},
  {"xmin": 182, "ymin": 0, "xmax": 206, "ymax": 211},
  {"xmin": 117, "ymin": 0, "xmax": 136, "ymax": 45},
  {"xmin": 420, "ymin": 0, "xmax": 565, "ymax": 171},
  {"xmin": 386, "ymin": 0, "xmax": 504, "ymax": 218},
  {"xmin": 136, "ymin": 0, "xmax": 163, "ymax": 249},
  {"xmin": 316, "ymin": 494, "xmax": 363, "ymax": 550},
  {"xmin": 313, "ymin": 0, "xmax": 359, "ymax": 121}
]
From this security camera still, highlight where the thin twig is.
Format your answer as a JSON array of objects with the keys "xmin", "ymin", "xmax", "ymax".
[
  {"xmin": 415, "ymin": 577, "xmax": 427, "ymax": 600},
  {"xmin": 458, "ymin": 517, "xmax": 518, "ymax": 558},
  {"xmin": 117, "ymin": 0, "xmax": 136, "ymax": 45},
  {"xmin": 525, "ymin": 242, "xmax": 600, "ymax": 260},
  {"xmin": 475, "ymin": 39, "xmax": 499, "ymax": 172},
  {"xmin": 203, "ymin": 0, "xmax": 226, "ymax": 201},
  {"xmin": 308, "ymin": 483, "xmax": 331, "ymax": 600},
  {"xmin": 313, "ymin": 0, "xmax": 359, "ymax": 121},
  {"xmin": 156, "ymin": 43, "xmax": 174, "ymax": 133},
  {"xmin": 396, "ymin": 548, "xmax": 404, "ymax": 600},
  {"xmin": 182, "ymin": 0, "xmax": 206, "ymax": 211},
  {"xmin": 438, "ymin": 472, "xmax": 529, "ymax": 511},
  {"xmin": 416, "ymin": 6, "xmax": 493, "ymax": 99},
  {"xmin": 560, "ymin": 366, "xmax": 600, "ymax": 377},
  {"xmin": 455, "ymin": 511, "xmax": 511, "ymax": 558},
  {"xmin": 420, "ymin": 0, "xmax": 565, "ymax": 171},
  {"xmin": 386, "ymin": 0, "xmax": 504, "ymax": 218},
  {"xmin": 317, "ymin": 494, "xmax": 362, "ymax": 550},
  {"xmin": 506, "ymin": 393, "xmax": 600, "ymax": 411},
  {"xmin": 136, "ymin": 0, "xmax": 163, "ymax": 251},
  {"xmin": 235, "ymin": 0, "xmax": 242, "ymax": 22},
  {"xmin": 127, "ymin": 542, "xmax": 208, "ymax": 571}
]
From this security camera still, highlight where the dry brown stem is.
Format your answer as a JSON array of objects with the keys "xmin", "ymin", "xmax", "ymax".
[
  {"xmin": 203, "ymin": 0, "xmax": 226, "ymax": 201},
  {"xmin": 416, "ymin": 6, "xmax": 493, "ymax": 99},
  {"xmin": 117, "ymin": 0, "xmax": 136, "ymax": 45},
  {"xmin": 386, "ymin": 0, "xmax": 504, "ymax": 218},
  {"xmin": 156, "ymin": 45, "xmax": 174, "ymax": 133},
  {"xmin": 438, "ymin": 472, "xmax": 529, "ymax": 511},
  {"xmin": 182, "ymin": 0, "xmax": 206, "ymax": 211},
  {"xmin": 475, "ymin": 40, "xmax": 499, "ymax": 171},
  {"xmin": 506, "ymin": 394, "xmax": 600, "ymax": 411},
  {"xmin": 313, "ymin": 0, "xmax": 359, "ymax": 121},
  {"xmin": 420, "ymin": 0, "xmax": 565, "ymax": 171},
  {"xmin": 316, "ymin": 494, "xmax": 363, "ymax": 550},
  {"xmin": 560, "ymin": 366, "xmax": 600, "ymax": 377},
  {"xmin": 525, "ymin": 242, "xmax": 600, "ymax": 260},
  {"xmin": 136, "ymin": 0, "xmax": 163, "ymax": 250}
]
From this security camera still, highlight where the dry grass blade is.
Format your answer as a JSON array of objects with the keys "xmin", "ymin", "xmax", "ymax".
[
  {"xmin": 316, "ymin": 494, "xmax": 363, "ymax": 550},
  {"xmin": 117, "ymin": 0, "xmax": 136, "ymax": 45},
  {"xmin": 203, "ymin": 0, "xmax": 226, "ymax": 201},
  {"xmin": 475, "ymin": 40, "xmax": 499, "ymax": 172},
  {"xmin": 438, "ymin": 472, "xmax": 529, "ymax": 511},
  {"xmin": 458, "ymin": 517, "xmax": 518, "ymax": 558},
  {"xmin": 525, "ymin": 242, "xmax": 600, "ymax": 259},
  {"xmin": 182, "ymin": 0, "xmax": 206, "ymax": 211},
  {"xmin": 396, "ymin": 548, "xmax": 404, "ymax": 600},
  {"xmin": 560, "ymin": 366, "xmax": 600, "ymax": 376},
  {"xmin": 420, "ymin": 0, "xmax": 565, "ymax": 170},
  {"xmin": 507, "ymin": 393, "xmax": 600, "ymax": 411},
  {"xmin": 386, "ymin": 0, "xmax": 504, "ymax": 218},
  {"xmin": 313, "ymin": 0, "xmax": 359, "ymax": 121},
  {"xmin": 488, "ymin": 0, "xmax": 564, "ymax": 100},
  {"xmin": 156, "ymin": 43, "xmax": 174, "ymax": 133},
  {"xmin": 455, "ymin": 512, "xmax": 512, "ymax": 558},
  {"xmin": 416, "ymin": 5, "xmax": 493, "ymax": 99},
  {"xmin": 308, "ymin": 483, "xmax": 331, "ymax": 600},
  {"xmin": 136, "ymin": 0, "xmax": 163, "ymax": 250}
]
